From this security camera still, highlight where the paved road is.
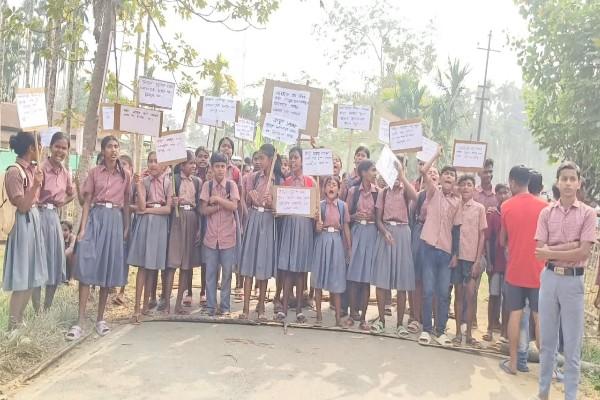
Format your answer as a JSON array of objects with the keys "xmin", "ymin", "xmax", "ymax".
[{"xmin": 10, "ymin": 321, "xmax": 557, "ymax": 400}]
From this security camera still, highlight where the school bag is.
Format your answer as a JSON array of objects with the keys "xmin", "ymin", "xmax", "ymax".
[
  {"xmin": 174, "ymin": 173, "xmax": 201, "ymax": 208},
  {"xmin": 349, "ymin": 184, "xmax": 378, "ymax": 216},
  {"xmin": 0, "ymin": 163, "xmax": 28, "ymax": 237},
  {"xmin": 408, "ymin": 190, "xmax": 427, "ymax": 229},
  {"xmin": 320, "ymin": 199, "xmax": 345, "ymax": 228},
  {"xmin": 208, "ymin": 180, "xmax": 232, "ymax": 199}
]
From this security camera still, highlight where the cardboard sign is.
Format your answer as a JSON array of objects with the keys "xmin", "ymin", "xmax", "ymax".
[
  {"xmin": 417, "ymin": 136, "xmax": 439, "ymax": 162},
  {"xmin": 378, "ymin": 117, "xmax": 390, "ymax": 144},
  {"xmin": 303, "ymin": 148, "xmax": 334, "ymax": 176},
  {"xmin": 234, "ymin": 118, "xmax": 256, "ymax": 142},
  {"xmin": 197, "ymin": 96, "xmax": 240, "ymax": 123},
  {"xmin": 40, "ymin": 127, "xmax": 61, "ymax": 148},
  {"xmin": 262, "ymin": 113, "xmax": 300, "ymax": 145},
  {"xmin": 138, "ymin": 76, "xmax": 176, "ymax": 109},
  {"xmin": 260, "ymin": 79, "xmax": 323, "ymax": 137},
  {"xmin": 333, "ymin": 104, "xmax": 372, "ymax": 131},
  {"xmin": 274, "ymin": 186, "xmax": 318, "ymax": 217},
  {"xmin": 195, "ymin": 113, "xmax": 225, "ymax": 128},
  {"xmin": 100, "ymin": 103, "xmax": 115, "ymax": 132},
  {"xmin": 15, "ymin": 88, "xmax": 48, "ymax": 130},
  {"xmin": 376, "ymin": 145, "xmax": 399, "ymax": 189},
  {"xmin": 389, "ymin": 119, "xmax": 423, "ymax": 152},
  {"xmin": 452, "ymin": 140, "xmax": 488, "ymax": 171},
  {"xmin": 115, "ymin": 104, "xmax": 163, "ymax": 137},
  {"xmin": 155, "ymin": 133, "xmax": 188, "ymax": 166}
]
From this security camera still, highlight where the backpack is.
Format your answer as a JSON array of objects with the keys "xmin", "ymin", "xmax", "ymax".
[
  {"xmin": 349, "ymin": 184, "xmax": 378, "ymax": 216},
  {"xmin": 208, "ymin": 180, "xmax": 232, "ymax": 199},
  {"xmin": 174, "ymin": 173, "xmax": 201, "ymax": 208},
  {"xmin": 253, "ymin": 171, "xmax": 282, "ymax": 190},
  {"xmin": 409, "ymin": 190, "xmax": 427, "ymax": 229},
  {"xmin": 320, "ymin": 199, "xmax": 345, "ymax": 227},
  {"xmin": 1, "ymin": 164, "xmax": 28, "ymax": 236}
]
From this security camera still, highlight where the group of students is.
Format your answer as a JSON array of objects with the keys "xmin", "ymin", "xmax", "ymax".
[{"xmin": 2, "ymin": 129, "xmax": 599, "ymax": 400}]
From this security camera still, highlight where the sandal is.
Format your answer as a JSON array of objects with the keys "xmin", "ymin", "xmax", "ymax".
[
  {"xmin": 436, "ymin": 333, "xmax": 452, "ymax": 347},
  {"xmin": 482, "ymin": 332, "xmax": 493, "ymax": 342},
  {"xmin": 466, "ymin": 337, "xmax": 482, "ymax": 349},
  {"xmin": 200, "ymin": 295, "xmax": 207, "ymax": 304},
  {"xmin": 499, "ymin": 359, "xmax": 516, "ymax": 375},
  {"xmin": 296, "ymin": 313, "xmax": 307, "ymax": 324},
  {"xmin": 183, "ymin": 295, "xmax": 192, "ymax": 307},
  {"xmin": 358, "ymin": 321, "xmax": 370, "ymax": 331},
  {"xmin": 274, "ymin": 312, "xmax": 286, "ymax": 322},
  {"xmin": 395, "ymin": 325, "xmax": 409, "ymax": 338},
  {"xmin": 95, "ymin": 320, "xmax": 110, "ymax": 337},
  {"xmin": 418, "ymin": 331, "xmax": 432, "ymax": 345},
  {"xmin": 65, "ymin": 325, "xmax": 83, "ymax": 341},
  {"xmin": 343, "ymin": 317, "xmax": 355, "ymax": 329},
  {"xmin": 384, "ymin": 306, "xmax": 392, "ymax": 316},
  {"xmin": 407, "ymin": 320, "xmax": 421, "ymax": 334},
  {"xmin": 452, "ymin": 334, "xmax": 463, "ymax": 347},
  {"xmin": 370, "ymin": 320, "xmax": 385, "ymax": 335}
]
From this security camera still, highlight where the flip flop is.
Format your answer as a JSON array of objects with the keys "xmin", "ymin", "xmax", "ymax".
[
  {"xmin": 436, "ymin": 334, "xmax": 453, "ymax": 347},
  {"xmin": 95, "ymin": 320, "xmax": 111, "ymax": 337},
  {"xmin": 370, "ymin": 320, "xmax": 385, "ymax": 334},
  {"xmin": 466, "ymin": 337, "xmax": 482, "ymax": 349},
  {"xmin": 407, "ymin": 320, "xmax": 421, "ymax": 334},
  {"xmin": 296, "ymin": 313, "xmax": 307, "ymax": 324},
  {"xmin": 342, "ymin": 317, "xmax": 355, "ymax": 329},
  {"xmin": 482, "ymin": 332, "xmax": 493, "ymax": 342},
  {"xmin": 358, "ymin": 321, "xmax": 370, "ymax": 331},
  {"xmin": 499, "ymin": 359, "xmax": 517, "ymax": 375},
  {"xmin": 274, "ymin": 312, "xmax": 286, "ymax": 322},
  {"xmin": 452, "ymin": 335, "xmax": 463, "ymax": 347},
  {"xmin": 395, "ymin": 325, "xmax": 409, "ymax": 338},
  {"xmin": 418, "ymin": 331, "xmax": 431, "ymax": 345},
  {"xmin": 183, "ymin": 296, "xmax": 192, "ymax": 307},
  {"xmin": 65, "ymin": 325, "xmax": 83, "ymax": 341}
]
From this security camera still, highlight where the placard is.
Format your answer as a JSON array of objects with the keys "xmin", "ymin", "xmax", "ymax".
[
  {"xmin": 452, "ymin": 140, "xmax": 488, "ymax": 171},
  {"xmin": 302, "ymin": 148, "xmax": 333, "ymax": 176},
  {"xmin": 40, "ymin": 126, "xmax": 61, "ymax": 147},
  {"xmin": 100, "ymin": 103, "xmax": 115, "ymax": 132},
  {"xmin": 389, "ymin": 119, "xmax": 423, "ymax": 152},
  {"xmin": 378, "ymin": 117, "xmax": 390, "ymax": 144},
  {"xmin": 234, "ymin": 118, "xmax": 256, "ymax": 141},
  {"xmin": 262, "ymin": 113, "xmax": 299, "ymax": 145},
  {"xmin": 138, "ymin": 76, "xmax": 176, "ymax": 109},
  {"xmin": 260, "ymin": 79, "xmax": 323, "ymax": 137},
  {"xmin": 115, "ymin": 104, "xmax": 163, "ymax": 137},
  {"xmin": 333, "ymin": 104, "xmax": 372, "ymax": 131},
  {"xmin": 376, "ymin": 145, "xmax": 399, "ymax": 189},
  {"xmin": 155, "ymin": 133, "xmax": 188, "ymax": 166},
  {"xmin": 274, "ymin": 186, "xmax": 318, "ymax": 217},
  {"xmin": 417, "ymin": 136, "xmax": 439, "ymax": 162},
  {"xmin": 15, "ymin": 88, "xmax": 48, "ymax": 130},
  {"xmin": 195, "ymin": 113, "xmax": 225, "ymax": 128},
  {"xmin": 197, "ymin": 96, "xmax": 239, "ymax": 123}
]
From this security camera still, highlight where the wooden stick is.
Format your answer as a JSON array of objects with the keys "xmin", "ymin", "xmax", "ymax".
[
  {"xmin": 263, "ymin": 151, "xmax": 278, "ymax": 207},
  {"xmin": 316, "ymin": 176, "xmax": 322, "ymax": 223},
  {"xmin": 211, "ymin": 122, "xmax": 219, "ymax": 153},
  {"xmin": 172, "ymin": 167, "xmax": 179, "ymax": 218},
  {"xmin": 33, "ymin": 131, "xmax": 41, "ymax": 163}
]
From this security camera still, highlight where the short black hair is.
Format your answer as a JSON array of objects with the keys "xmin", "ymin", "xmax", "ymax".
[
  {"xmin": 195, "ymin": 146, "xmax": 209, "ymax": 157},
  {"xmin": 210, "ymin": 152, "xmax": 228, "ymax": 165},
  {"xmin": 440, "ymin": 165, "xmax": 457, "ymax": 177},
  {"xmin": 244, "ymin": 157, "xmax": 252, "ymax": 165},
  {"xmin": 528, "ymin": 170, "xmax": 543, "ymax": 195},
  {"xmin": 357, "ymin": 159, "xmax": 374, "ymax": 179},
  {"xmin": 495, "ymin": 183, "xmax": 509, "ymax": 193},
  {"xmin": 556, "ymin": 161, "xmax": 581, "ymax": 180},
  {"xmin": 354, "ymin": 145, "xmax": 370, "ymax": 159},
  {"xmin": 61, "ymin": 220, "xmax": 73, "ymax": 231},
  {"xmin": 551, "ymin": 184, "xmax": 560, "ymax": 201},
  {"xmin": 483, "ymin": 158, "xmax": 494, "ymax": 169},
  {"xmin": 509, "ymin": 165, "xmax": 530, "ymax": 186},
  {"xmin": 458, "ymin": 174, "xmax": 476, "ymax": 186}
]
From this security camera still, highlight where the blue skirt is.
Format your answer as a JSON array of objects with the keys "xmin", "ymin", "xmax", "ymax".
[
  {"xmin": 39, "ymin": 207, "xmax": 66, "ymax": 285},
  {"xmin": 277, "ymin": 215, "xmax": 314, "ymax": 273},
  {"xmin": 311, "ymin": 231, "xmax": 346, "ymax": 293},
  {"xmin": 127, "ymin": 213, "xmax": 169, "ymax": 270},
  {"xmin": 346, "ymin": 223, "xmax": 377, "ymax": 283},
  {"xmin": 239, "ymin": 209, "xmax": 277, "ymax": 280},
  {"xmin": 371, "ymin": 224, "xmax": 415, "ymax": 290}
]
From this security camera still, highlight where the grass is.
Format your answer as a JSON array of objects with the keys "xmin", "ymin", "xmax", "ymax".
[{"xmin": 582, "ymin": 339, "xmax": 600, "ymax": 398}]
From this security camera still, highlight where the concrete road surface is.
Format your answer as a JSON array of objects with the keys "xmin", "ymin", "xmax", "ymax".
[{"xmin": 11, "ymin": 321, "xmax": 557, "ymax": 400}]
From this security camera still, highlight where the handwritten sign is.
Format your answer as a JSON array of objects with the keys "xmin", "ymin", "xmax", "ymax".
[
  {"xmin": 234, "ymin": 118, "xmax": 255, "ymax": 141},
  {"xmin": 198, "ymin": 96, "xmax": 239, "ymax": 123},
  {"xmin": 155, "ymin": 133, "xmax": 187, "ymax": 166},
  {"xmin": 115, "ymin": 104, "xmax": 163, "ymax": 137},
  {"xmin": 262, "ymin": 113, "xmax": 299, "ymax": 145},
  {"xmin": 15, "ymin": 88, "xmax": 48, "ymax": 130},
  {"xmin": 303, "ymin": 149, "xmax": 333, "ymax": 176},
  {"xmin": 138, "ymin": 76, "xmax": 175, "ymax": 109},
  {"xmin": 452, "ymin": 140, "xmax": 488, "ymax": 171},
  {"xmin": 274, "ymin": 186, "xmax": 317, "ymax": 217},
  {"xmin": 378, "ymin": 117, "xmax": 390, "ymax": 144},
  {"xmin": 376, "ymin": 146, "xmax": 400, "ymax": 189},
  {"xmin": 389, "ymin": 119, "xmax": 423, "ymax": 152},
  {"xmin": 40, "ymin": 127, "xmax": 61, "ymax": 148},
  {"xmin": 333, "ymin": 105, "xmax": 372, "ymax": 131},
  {"xmin": 271, "ymin": 86, "xmax": 310, "ymax": 130},
  {"xmin": 100, "ymin": 104, "xmax": 115, "ymax": 132},
  {"xmin": 417, "ymin": 136, "xmax": 439, "ymax": 162},
  {"xmin": 195, "ymin": 113, "xmax": 225, "ymax": 128}
]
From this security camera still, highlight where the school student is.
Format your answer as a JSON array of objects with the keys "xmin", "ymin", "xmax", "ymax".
[
  {"xmin": 534, "ymin": 162, "xmax": 596, "ymax": 400},
  {"xmin": 127, "ymin": 151, "xmax": 172, "ymax": 322},
  {"xmin": 344, "ymin": 160, "xmax": 379, "ymax": 331},
  {"xmin": 114, "ymin": 154, "xmax": 135, "ymax": 306},
  {"xmin": 67, "ymin": 135, "xmax": 131, "ymax": 340},
  {"xmin": 62, "ymin": 220, "xmax": 76, "ymax": 282},
  {"xmin": 418, "ymin": 146, "xmax": 460, "ymax": 346},
  {"xmin": 200, "ymin": 152, "xmax": 240, "ymax": 316},
  {"xmin": 275, "ymin": 147, "xmax": 316, "ymax": 323},
  {"xmin": 164, "ymin": 151, "xmax": 202, "ymax": 315},
  {"xmin": 32, "ymin": 132, "xmax": 75, "ymax": 311},
  {"xmin": 239, "ymin": 143, "xmax": 283, "ymax": 320},
  {"xmin": 312, "ymin": 176, "xmax": 351, "ymax": 326},
  {"xmin": 340, "ymin": 146, "xmax": 370, "ymax": 202},
  {"xmin": 450, "ymin": 175, "xmax": 487, "ymax": 347},
  {"xmin": 370, "ymin": 157, "xmax": 418, "ymax": 336},
  {"xmin": 2, "ymin": 131, "xmax": 46, "ymax": 330}
]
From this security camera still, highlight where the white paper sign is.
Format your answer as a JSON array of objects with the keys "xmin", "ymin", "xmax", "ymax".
[
  {"xmin": 262, "ymin": 113, "xmax": 299, "ymax": 145},
  {"xmin": 119, "ymin": 105, "xmax": 162, "ymax": 137},
  {"xmin": 335, "ymin": 105, "xmax": 371, "ymax": 131},
  {"xmin": 271, "ymin": 86, "xmax": 310, "ymax": 130},
  {"xmin": 389, "ymin": 121, "xmax": 423, "ymax": 152},
  {"xmin": 276, "ymin": 187, "xmax": 311, "ymax": 216},
  {"xmin": 378, "ymin": 117, "xmax": 390, "ymax": 144},
  {"xmin": 376, "ymin": 146, "xmax": 399, "ymax": 189},
  {"xmin": 15, "ymin": 89, "xmax": 48, "ymax": 130},
  {"xmin": 417, "ymin": 137, "xmax": 439, "ymax": 162},
  {"xmin": 40, "ymin": 126, "xmax": 61, "ymax": 147},
  {"xmin": 101, "ymin": 105, "xmax": 114, "ymax": 131},
  {"xmin": 452, "ymin": 141, "xmax": 488, "ymax": 170},
  {"xmin": 196, "ymin": 114, "xmax": 224, "ymax": 128},
  {"xmin": 138, "ymin": 77, "xmax": 176, "ymax": 109},
  {"xmin": 303, "ymin": 149, "xmax": 333, "ymax": 176},
  {"xmin": 234, "ymin": 118, "xmax": 255, "ymax": 141},
  {"xmin": 155, "ymin": 133, "xmax": 187, "ymax": 165},
  {"xmin": 201, "ymin": 96, "xmax": 237, "ymax": 123}
]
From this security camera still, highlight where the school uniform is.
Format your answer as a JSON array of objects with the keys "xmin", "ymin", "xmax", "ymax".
[
  {"xmin": 39, "ymin": 159, "xmax": 73, "ymax": 286},
  {"xmin": 410, "ymin": 191, "xmax": 428, "ymax": 283},
  {"xmin": 200, "ymin": 178, "xmax": 240, "ymax": 314},
  {"xmin": 451, "ymin": 199, "xmax": 487, "ymax": 285},
  {"xmin": 311, "ymin": 198, "xmax": 350, "ymax": 293},
  {"xmin": 74, "ymin": 165, "xmax": 131, "ymax": 288},
  {"xmin": 277, "ymin": 174, "xmax": 315, "ymax": 273},
  {"xmin": 127, "ymin": 174, "xmax": 171, "ymax": 270},
  {"xmin": 372, "ymin": 185, "xmax": 415, "ymax": 291},
  {"xmin": 167, "ymin": 173, "xmax": 201, "ymax": 269}
]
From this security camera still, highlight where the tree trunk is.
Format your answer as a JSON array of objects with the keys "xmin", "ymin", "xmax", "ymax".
[
  {"xmin": 0, "ymin": 0, "xmax": 6, "ymax": 101},
  {"xmin": 65, "ymin": 16, "xmax": 79, "ymax": 137},
  {"xmin": 46, "ymin": 18, "xmax": 63, "ymax": 125}
]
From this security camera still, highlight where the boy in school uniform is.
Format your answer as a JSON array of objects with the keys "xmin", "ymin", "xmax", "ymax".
[
  {"xmin": 200, "ymin": 153, "xmax": 241, "ymax": 316},
  {"xmin": 534, "ymin": 162, "xmax": 596, "ymax": 400}
]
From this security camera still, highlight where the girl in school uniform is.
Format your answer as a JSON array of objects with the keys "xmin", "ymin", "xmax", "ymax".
[
  {"xmin": 370, "ymin": 157, "xmax": 418, "ymax": 336},
  {"xmin": 276, "ymin": 147, "xmax": 316, "ymax": 323},
  {"xmin": 164, "ymin": 151, "xmax": 202, "ymax": 315},
  {"xmin": 345, "ymin": 159, "xmax": 379, "ymax": 331},
  {"xmin": 67, "ymin": 135, "xmax": 131, "ymax": 340},
  {"xmin": 312, "ymin": 176, "xmax": 352, "ymax": 326},
  {"xmin": 239, "ymin": 143, "xmax": 283, "ymax": 320},
  {"xmin": 319, "ymin": 154, "xmax": 342, "ymax": 200},
  {"xmin": 340, "ymin": 146, "xmax": 370, "ymax": 202},
  {"xmin": 32, "ymin": 132, "xmax": 75, "ymax": 311},
  {"xmin": 114, "ymin": 154, "xmax": 134, "ymax": 306},
  {"xmin": 3, "ymin": 131, "xmax": 46, "ymax": 330},
  {"xmin": 128, "ymin": 151, "xmax": 172, "ymax": 322}
]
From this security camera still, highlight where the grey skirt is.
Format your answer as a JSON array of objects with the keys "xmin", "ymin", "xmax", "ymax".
[
  {"xmin": 239, "ymin": 209, "xmax": 277, "ymax": 280},
  {"xmin": 346, "ymin": 223, "xmax": 377, "ymax": 283},
  {"xmin": 2, "ymin": 208, "xmax": 47, "ymax": 291},
  {"xmin": 39, "ymin": 207, "xmax": 66, "ymax": 286},
  {"xmin": 127, "ymin": 213, "xmax": 169, "ymax": 270},
  {"xmin": 277, "ymin": 215, "xmax": 314, "ymax": 273},
  {"xmin": 371, "ymin": 224, "xmax": 415, "ymax": 290},
  {"xmin": 311, "ymin": 231, "xmax": 346, "ymax": 293},
  {"xmin": 167, "ymin": 209, "xmax": 201, "ymax": 270},
  {"xmin": 74, "ymin": 206, "xmax": 126, "ymax": 288}
]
